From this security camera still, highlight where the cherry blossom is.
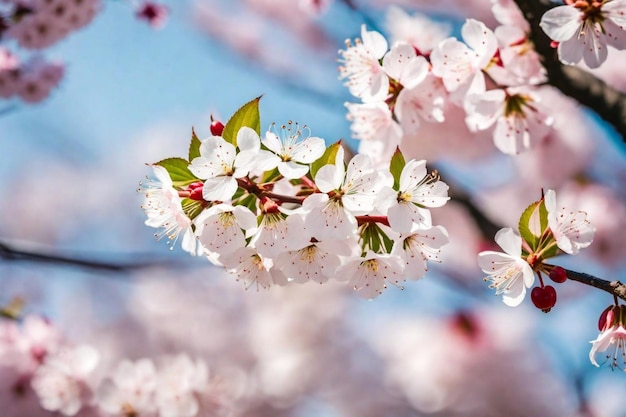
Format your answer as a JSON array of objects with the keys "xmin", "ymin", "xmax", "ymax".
[
  {"xmin": 261, "ymin": 121, "xmax": 326, "ymax": 179},
  {"xmin": 189, "ymin": 127, "xmax": 275, "ymax": 201},
  {"xmin": 540, "ymin": 0, "xmax": 626, "ymax": 68},
  {"xmin": 193, "ymin": 203, "xmax": 257, "ymax": 257},
  {"xmin": 394, "ymin": 74, "xmax": 447, "ymax": 134},
  {"xmin": 31, "ymin": 345, "xmax": 99, "ymax": 416},
  {"xmin": 391, "ymin": 225, "xmax": 449, "ymax": 280},
  {"xmin": 274, "ymin": 237, "xmax": 354, "ymax": 284},
  {"xmin": 378, "ymin": 159, "xmax": 449, "ymax": 233},
  {"xmin": 464, "ymin": 86, "xmax": 553, "ymax": 154},
  {"xmin": 219, "ymin": 247, "xmax": 287, "ymax": 289},
  {"xmin": 478, "ymin": 227, "xmax": 535, "ymax": 306},
  {"xmin": 544, "ymin": 189, "xmax": 595, "ymax": 255},
  {"xmin": 141, "ymin": 165, "xmax": 199, "ymax": 255},
  {"xmin": 305, "ymin": 148, "xmax": 384, "ymax": 239},
  {"xmin": 589, "ymin": 305, "xmax": 626, "ymax": 371},
  {"xmin": 96, "ymin": 359, "xmax": 157, "ymax": 416},
  {"xmin": 338, "ymin": 25, "xmax": 389, "ymax": 102},
  {"xmin": 345, "ymin": 101, "xmax": 402, "ymax": 146},
  {"xmin": 430, "ymin": 19, "xmax": 497, "ymax": 100},
  {"xmin": 336, "ymin": 251, "xmax": 405, "ymax": 299}
]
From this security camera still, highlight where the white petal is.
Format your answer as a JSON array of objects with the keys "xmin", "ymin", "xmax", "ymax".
[
  {"xmin": 540, "ymin": 5, "xmax": 582, "ymax": 41},
  {"xmin": 494, "ymin": 227, "xmax": 522, "ymax": 257},
  {"xmin": 361, "ymin": 24, "xmax": 388, "ymax": 58},
  {"xmin": 290, "ymin": 137, "xmax": 326, "ymax": 163},
  {"xmin": 462, "ymin": 19, "xmax": 498, "ymax": 67},
  {"xmin": 399, "ymin": 159, "xmax": 427, "ymax": 192},
  {"xmin": 202, "ymin": 176, "xmax": 238, "ymax": 201},
  {"xmin": 236, "ymin": 126, "xmax": 261, "ymax": 152},
  {"xmin": 278, "ymin": 161, "xmax": 308, "ymax": 179},
  {"xmin": 261, "ymin": 131, "xmax": 283, "ymax": 154},
  {"xmin": 557, "ymin": 35, "xmax": 584, "ymax": 65},
  {"xmin": 315, "ymin": 164, "xmax": 343, "ymax": 192}
]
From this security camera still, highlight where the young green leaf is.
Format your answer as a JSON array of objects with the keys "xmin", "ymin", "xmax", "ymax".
[
  {"xmin": 188, "ymin": 127, "xmax": 201, "ymax": 161},
  {"xmin": 389, "ymin": 147, "xmax": 406, "ymax": 190},
  {"xmin": 221, "ymin": 96, "xmax": 262, "ymax": 145},
  {"xmin": 518, "ymin": 200, "xmax": 543, "ymax": 251},
  {"xmin": 155, "ymin": 157, "xmax": 198, "ymax": 187},
  {"xmin": 310, "ymin": 141, "xmax": 341, "ymax": 179}
]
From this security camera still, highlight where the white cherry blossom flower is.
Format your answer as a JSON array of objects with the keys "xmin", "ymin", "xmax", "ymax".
[
  {"xmin": 305, "ymin": 148, "xmax": 384, "ymax": 239},
  {"xmin": 540, "ymin": 0, "xmax": 626, "ymax": 69},
  {"xmin": 248, "ymin": 210, "xmax": 310, "ymax": 258},
  {"xmin": 274, "ymin": 237, "xmax": 354, "ymax": 284},
  {"xmin": 544, "ymin": 189, "xmax": 595, "ymax": 255},
  {"xmin": 478, "ymin": 227, "xmax": 535, "ymax": 307},
  {"xmin": 156, "ymin": 355, "xmax": 208, "ymax": 417},
  {"xmin": 189, "ymin": 127, "xmax": 276, "ymax": 202},
  {"xmin": 394, "ymin": 74, "xmax": 447, "ymax": 134},
  {"xmin": 31, "ymin": 345, "xmax": 99, "ymax": 416},
  {"xmin": 219, "ymin": 247, "xmax": 287, "ymax": 289},
  {"xmin": 262, "ymin": 121, "xmax": 326, "ymax": 179},
  {"xmin": 382, "ymin": 43, "xmax": 429, "ymax": 89},
  {"xmin": 589, "ymin": 306, "xmax": 626, "ymax": 371},
  {"xmin": 391, "ymin": 225, "xmax": 449, "ymax": 280},
  {"xmin": 194, "ymin": 203, "xmax": 257, "ymax": 257},
  {"xmin": 339, "ymin": 25, "xmax": 389, "ymax": 102},
  {"xmin": 378, "ymin": 159, "xmax": 449, "ymax": 233},
  {"xmin": 345, "ymin": 101, "xmax": 403, "ymax": 145},
  {"xmin": 464, "ymin": 87, "xmax": 553, "ymax": 154},
  {"xmin": 430, "ymin": 19, "xmax": 497, "ymax": 100},
  {"xmin": 141, "ymin": 165, "xmax": 199, "ymax": 255},
  {"xmin": 336, "ymin": 251, "xmax": 406, "ymax": 299},
  {"xmin": 96, "ymin": 359, "xmax": 157, "ymax": 416}
]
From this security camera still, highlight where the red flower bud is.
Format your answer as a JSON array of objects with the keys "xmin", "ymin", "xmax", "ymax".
[
  {"xmin": 549, "ymin": 266, "xmax": 567, "ymax": 283},
  {"xmin": 210, "ymin": 120, "xmax": 224, "ymax": 136}
]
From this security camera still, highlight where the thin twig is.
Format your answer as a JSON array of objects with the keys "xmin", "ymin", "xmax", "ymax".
[
  {"xmin": 544, "ymin": 263, "xmax": 626, "ymax": 301},
  {"xmin": 513, "ymin": 0, "xmax": 626, "ymax": 142},
  {"xmin": 0, "ymin": 240, "xmax": 185, "ymax": 273}
]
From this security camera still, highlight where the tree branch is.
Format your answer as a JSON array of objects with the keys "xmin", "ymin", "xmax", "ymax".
[
  {"xmin": 545, "ymin": 264, "xmax": 626, "ymax": 301},
  {"xmin": 513, "ymin": 0, "xmax": 626, "ymax": 142},
  {"xmin": 0, "ymin": 239, "xmax": 184, "ymax": 273}
]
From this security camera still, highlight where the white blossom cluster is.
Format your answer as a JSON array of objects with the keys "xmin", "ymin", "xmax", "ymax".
[
  {"xmin": 141, "ymin": 120, "xmax": 450, "ymax": 299},
  {"xmin": 0, "ymin": 314, "xmax": 230, "ymax": 417},
  {"xmin": 340, "ymin": 1, "xmax": 555, "ymax": 159}
]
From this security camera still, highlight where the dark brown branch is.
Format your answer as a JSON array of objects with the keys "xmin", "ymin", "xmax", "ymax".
[
  {"xmin": 513, "ymin": 0, "xmax": 626, "ymax": 141},
  {"xmin": 0, "ymin": 240, "xmax": 184, "ymax": 273},
  {"xmin": 545, "ymin": 264, "xmax": 626, "ymax": 301}
]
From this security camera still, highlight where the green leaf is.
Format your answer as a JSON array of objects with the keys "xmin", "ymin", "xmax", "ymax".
[
  {"xmin": 221, "ymin": 96, "xmax": 262, "ymax": 145},
  {"xmin": 389, "ymin": 147, "xmax": 406, "ymax": 190},
  {"xmin": 188, "ymin": 127, "xmax": 201, "ymax": 161},
  {"xmin": 261, "ymin": 167, "xmax": 282, "ymax": 183},
  {"xmin": 518, "ymin": 200, "xmax": 542, "ymax": 251},
  {"xmin": 155, "ymin": 157, "xmax": 198, "ymax": 187},
  {"xmin": 310, "ymin": 141, "xmax": 341, "ymax": 180}
]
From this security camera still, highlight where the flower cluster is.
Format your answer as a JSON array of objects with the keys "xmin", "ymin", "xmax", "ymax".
[
  {"xmin": 0, "ymin": 0, "xmax": 168, "ymax": 104},
  {"xmin": 339, "ymin": 2, "xmax": 555, "ymax": 160},
  {"xmin": 478, "ymin": 189, "xmax": 595, "ymax": 309},
  {"xmin": 0, "ymin": 48, "xmax": 63, "ymax": 103},
  {"xmin": 0, "ymin": 314, "xmax": 230, "ymax": 417},
  {"xmin": 140, "ymin": 98, "xmax": 450, "ymax": 299}
]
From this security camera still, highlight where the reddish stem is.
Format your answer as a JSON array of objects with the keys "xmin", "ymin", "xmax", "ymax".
[{"xmin": 356, "ymin": 215, "xmax": 390, "ymax": 227}]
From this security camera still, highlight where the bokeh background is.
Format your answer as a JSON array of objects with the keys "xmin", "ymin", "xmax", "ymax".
[{"xmin": 1, "ymin": 1, "xmax": 626, "ymax": 416}]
